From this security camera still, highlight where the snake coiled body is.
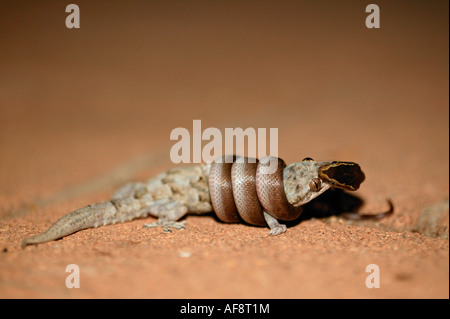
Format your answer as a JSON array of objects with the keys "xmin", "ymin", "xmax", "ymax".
[{"xmin": 208, "ymin": 156, "xmax": 302, "ymax": 226}]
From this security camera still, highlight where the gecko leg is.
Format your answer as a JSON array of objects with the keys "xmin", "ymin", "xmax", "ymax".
[
  {"xmin": 143, "ymin": 200, "xmax": 188, "ymax": 233},
  {"xmin": 263, "ymin": 211, "xmax": 287, "ymax": 236}
]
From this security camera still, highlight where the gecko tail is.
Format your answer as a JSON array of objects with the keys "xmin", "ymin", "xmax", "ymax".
[{"xmin": 21, "ymin": 201, "xmax": 117, "ymax": 248}]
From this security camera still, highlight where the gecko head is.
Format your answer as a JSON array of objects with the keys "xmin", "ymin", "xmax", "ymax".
[{"xmin": 283, "ymin": 158, "xmax": 365, "ymax": 206}]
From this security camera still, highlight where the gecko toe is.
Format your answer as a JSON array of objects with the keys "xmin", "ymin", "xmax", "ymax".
[
  {"xmin": 268, "ymin": 224, "xmax": 287, "ymax": 236},
  {"xmin": 143, "ymin": 220, "xmax": 186, "ymax": 232}
]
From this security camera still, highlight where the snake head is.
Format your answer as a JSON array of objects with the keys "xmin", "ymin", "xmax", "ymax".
[{"xmin": 283, "ymin": 158, "xmax": 365, "ymax": 207}]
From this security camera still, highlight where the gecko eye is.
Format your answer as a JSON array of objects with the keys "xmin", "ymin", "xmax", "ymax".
[
  {"xmin": 302, "ymin": 157, "xmax": 314, "ymax": 162},
  {"xmin": 309, "ymin": 178, "xmax": 322, "ymax": 191}
]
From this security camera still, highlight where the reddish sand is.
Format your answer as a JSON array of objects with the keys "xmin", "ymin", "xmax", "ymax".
[{"xmin": 0, "ymin": 1, "xmax": 448, "ymax": 298}]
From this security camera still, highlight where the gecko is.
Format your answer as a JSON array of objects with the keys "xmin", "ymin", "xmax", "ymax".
[{"xmin": 21, "ymin": 156, "xmax": 393, "ymax": 247}]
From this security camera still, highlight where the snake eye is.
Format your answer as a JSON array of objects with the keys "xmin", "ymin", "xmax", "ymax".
[
  {"xmin": 302, "ymin": 157, "xmax": 314, "ymax": 162},
  {"xmin": 309, "ymin": 178, "xmax": 321, "ymax": 192}
]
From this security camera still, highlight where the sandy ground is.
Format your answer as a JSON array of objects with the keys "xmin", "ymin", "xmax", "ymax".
[{"xmin": 0, "ymin": 1, "xmax": 448, "ymax": 299}]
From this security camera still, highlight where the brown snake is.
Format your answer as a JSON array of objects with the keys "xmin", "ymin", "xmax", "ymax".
[
  {"xmin": 209, "ymin": 156, "xmax": 303, "ymax": 228},
  {"xmin": 207, "ymin": 155, "xmax": 384, "ymax": 236}
]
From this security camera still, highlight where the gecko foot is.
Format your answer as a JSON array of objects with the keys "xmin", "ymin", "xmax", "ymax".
[
  {"xmin": 268, "ymin": 224, "xmax": 287, "ymax": 236},
  {"xmin": 263, "ymin": 211, "xmax": 287, "ymax": 236},
  {"xmin": 143, "ymin": 220, "xmax": 186, "ymax": 233}
]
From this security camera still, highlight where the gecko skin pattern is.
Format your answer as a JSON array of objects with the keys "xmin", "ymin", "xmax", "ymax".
[{"xmin": 22, "ymin": 156, "xmax": 385, "ymax": 247}]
